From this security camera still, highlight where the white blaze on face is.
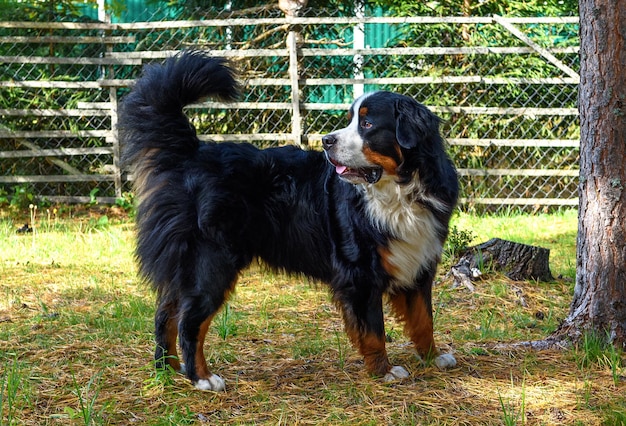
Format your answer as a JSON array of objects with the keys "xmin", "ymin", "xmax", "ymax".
[{"xmin": 328, "ymin": 93, "xmax": 373, "ymax": 169}]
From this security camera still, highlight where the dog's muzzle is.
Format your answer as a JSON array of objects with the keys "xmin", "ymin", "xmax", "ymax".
[{"xmin": 322, "ymin": 135, "xmax": 382, "ymax": 184}]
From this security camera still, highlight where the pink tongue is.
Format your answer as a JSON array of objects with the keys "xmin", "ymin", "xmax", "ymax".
[{"xmin": 336, "ymin": 165, "xmax": 347, "ymax": 174}]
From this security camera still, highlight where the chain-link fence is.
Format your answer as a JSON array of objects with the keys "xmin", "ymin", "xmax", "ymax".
[{"xmin": 0, "ymin": 8, "xmax": 579, "ymax": 212}]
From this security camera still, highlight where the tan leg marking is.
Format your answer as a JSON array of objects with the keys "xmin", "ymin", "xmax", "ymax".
[
  {"xmin": 193, "ymin": 314, "xmax": 215, "ymax": 379},
  {"xmin": 389, "ymin": 291, "xmax": 437, "ymax": 359},
  {"xmin": 165, "ymin": 314, "xmax": 181, "ymax": 371}
]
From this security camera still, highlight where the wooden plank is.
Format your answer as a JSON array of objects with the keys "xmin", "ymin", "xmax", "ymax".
[
  {"xmin": 106, "ymin": 49, "xmax": 289, "ymax": 59},
  {"xmin": 459, "ymin": 197, "xmax": 579, "ymax": 206},
  {"xmin": 112, "ymin": 16, "xmax": 577, "ymax": 29},
  {"xmin": 12, "ymin": 139, "xmax": 82, "ymax": 175},
  {"xmin": 109, "ymin": 87, "xmax": 122, "ymax": 198},
  {"xmin": 294, "ymin": 76, "xmax": 580, "ymax": 86},
  {"xmin": 197, "ymin": 133, "xmax": 293, "ymax": 142},
  {"xmin": 448, "ymin": 138, "xmax": 579, "ymax": 147},
  {"xmin": 287, "ymin": 30, "xmax": 303, "ymax": 146},
  {"xmin": 189, "ymin": 102, "xmax": 292, "ymax": 110},
  {"xmin": 0, "ymin": 80, "xmax": 132, "ymax": 89},
  {"xmin": 430, "ymin": 106, "xmax": 579, "ymax": 116},
  {"xmin": 0, "ymin": 35, "xmax": 135, "ymax": 44},
  {"xmin": 0, "ymin": 147, "xmax": 113, "ymax": 158},
  {"xmin": 202, "ymin": 135, "xmax": 582, "ymax": 149},
  {"xmin": 0, "ymin": 174, "xmax": 115, "ymax": 183},
  {"xmin": 0, "ymin": 130, "xmax": 110, "ymax": 138},
  {"xmin": 493, "ymin": 15, "xmax": 579, "ymax": 80},
  {"xmin": 39, "ymin": 195, "xmax": 578, "ymax": 208},
  {"xmin": 42, "ymin": 195, "xmax": 119, "ymax": 204},
  {"xmin": 307, "ymin": 137, "xmax": 579, "ymax": 148},
  {"xmin": 0, "ymin": 55, "xmax": 141, "ymax": 65},
  {"xmin": 300, "ymin": 105, "xmax": 579, "ymax": 116},
  {"xmin": 0, "ymin": 109, "xmax": 110, "ymax": 116},
  {"xmin": 76, "ymin": 102, "xmax": 112, "ymax": 109},
  {"xmin": 0, "ymin": 22, "xmax": 114, "ymax": 30},
  {"xmin": 0, "ymin": 76, "xmax": 579, "ymax": 90},
  {"xmin": 107, "ymin": 17, "xmax": 496, "ymax": 30},
  {"xmin": 300, "ymin": 46, "xmax": 579, "ymax": 56},
  {"xmin": 108, "ymin": 46, "xmax": 578, "ymax": 61},
  {"xmin": 189, "ymin": 103, "xmax": 579, "ymax": 116},
  {"xmin": 457, "ymin": 168, "xmax": 578, "ymax": 177},
  {"xmin": 0, "ymin": 16, "xmax": 578, "ymax": 31}
]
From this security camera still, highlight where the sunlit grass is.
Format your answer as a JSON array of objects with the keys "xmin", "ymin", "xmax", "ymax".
[{"xmin": 2, "ymin": 208, "xmax": 625, "ymax": 425}]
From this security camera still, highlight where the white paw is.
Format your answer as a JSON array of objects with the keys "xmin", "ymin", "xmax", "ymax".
[
  {"xmin": 194, "ymin": 374, "xmax": 226, "ymax": 392},
  {"xmin": 383, "ymin": 365, "xmax": 410, "ymax": 382},
  {"xmin": 434, "ymin": 353, "xmax": 456, "ymax": 369},
  {"xmin": 178, "ymin": 363, "xmax": 186, "ymax": 374}
]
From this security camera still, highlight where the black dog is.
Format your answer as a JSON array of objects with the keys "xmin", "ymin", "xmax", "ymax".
[{"xmin": 120, "ymin": 50, "xmax": 459, "ymax": 391}]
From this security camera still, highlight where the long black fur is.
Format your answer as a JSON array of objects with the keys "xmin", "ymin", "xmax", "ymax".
[{"xmin": 120, "ymin": 50, "xmax": 458, "ymax": 390}]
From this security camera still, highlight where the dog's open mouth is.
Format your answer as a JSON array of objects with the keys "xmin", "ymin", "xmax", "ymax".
[{"xmin": 329, "ymin": 159, "xmax": 383, "ymax": 184}]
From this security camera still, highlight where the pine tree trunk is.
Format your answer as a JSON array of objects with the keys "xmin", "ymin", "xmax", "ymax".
[{"xmin": 553, "ymin": 0, "xmax": 626, "ymax": 347}]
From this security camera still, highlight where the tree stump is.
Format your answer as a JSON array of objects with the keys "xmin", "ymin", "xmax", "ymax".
[{"xmin": 453, "ymin": 238, "xmax": 553, "ymax": 283}]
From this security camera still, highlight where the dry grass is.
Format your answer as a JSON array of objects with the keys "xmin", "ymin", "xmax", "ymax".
[{"xmin": 1, "ymin": 209, "xmax": 625, "ymax": 425}]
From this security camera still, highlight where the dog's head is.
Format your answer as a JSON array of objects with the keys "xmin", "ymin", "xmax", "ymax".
[{"xmin": 322, "ymin": 91, "xmax": 443, "ymax": 185}]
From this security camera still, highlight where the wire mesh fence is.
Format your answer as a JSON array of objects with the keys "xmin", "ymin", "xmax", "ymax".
[{"xmin": 0, "ymin": 7, "xmax": 579, "ymax": 212}]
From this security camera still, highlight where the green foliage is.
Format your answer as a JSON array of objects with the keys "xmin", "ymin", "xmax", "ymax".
[
  {"xmin": 215, "ymin": 303, "xmax": 239, "ymax": 339},
  {"xmin": 66, "ymin": 370, "xmax": 107, "ymax": 426},
  {"xmin": 370, "ymin": 0, "xmax": 577, "ymax": 17},
  {"xmin": 0, "ymin": 355, "xmax": 21, "ymax": 426},
  {"xmin": 0, "ymin": 185, "xmax": 35, "ymax": 210},
  {"xmin": 0, "ymin": 0, "xmax": 81, "ymax": 21},
  {"xmin": 572, "ymin": 330, "xmax": 624, "ymax": 384},
  {"xmin": 498, "ymin": 377, "xmax": 526, "ymax": 426},
  {"xmin": 444, "ymin": 225, "xmax": 476, "ymax": 261},
  {"xmin": 603, "ymin": 409, "xmax": 626, "ymax": 426},
  {"xmin": 115, "ymin": 192, "xmax": 136, "ymax": 216}
]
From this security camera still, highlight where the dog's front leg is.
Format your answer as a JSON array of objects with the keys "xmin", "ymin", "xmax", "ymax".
[
  {"xmin": 337, "ymin": 291, "xmax": 409, "ymax": 382},
  {"xmin": 389, "ymin": 285, "xmax": 457, "ymax": 371}
]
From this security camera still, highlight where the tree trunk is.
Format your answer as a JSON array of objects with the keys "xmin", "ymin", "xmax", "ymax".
[
  {"xmin": 452, "ymin": 238, "xmax": 553, "ymax": 284},
  {"xmin": 553, "ymin": 0, "xmax": 626, "ymax": 348}
]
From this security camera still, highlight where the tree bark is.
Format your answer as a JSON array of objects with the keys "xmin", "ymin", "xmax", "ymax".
[{"xmin": 552, "ymin": 0, "xmax": 626, "ymax": 348}]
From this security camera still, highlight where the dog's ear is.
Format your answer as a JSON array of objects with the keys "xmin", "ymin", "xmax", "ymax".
[{"xmin": 395, "ymin": 98, "xmax": 441, "ymax": 149}]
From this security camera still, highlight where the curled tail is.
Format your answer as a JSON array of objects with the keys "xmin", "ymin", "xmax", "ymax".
[
  {"xmin": 119, "ymin": 50, "xmax": 239, "ymax": 167},
  {"xmin": 119, "ymin": 51, "xmax": 239, "ymax": 293}
]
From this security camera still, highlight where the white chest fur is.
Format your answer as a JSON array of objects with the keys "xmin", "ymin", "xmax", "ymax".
[{"xmin": 363, "ymin": 176, "xmax": 444, "ymax": 289}]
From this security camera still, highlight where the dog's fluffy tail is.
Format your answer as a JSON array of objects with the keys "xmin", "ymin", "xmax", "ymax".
[
  {"xmin": 119, "ymin": 51, "xmax": 238, "ymax": 293},
  {"xmin": 119, "ymin": 50, "xmax": 239, "ymax": 167}
]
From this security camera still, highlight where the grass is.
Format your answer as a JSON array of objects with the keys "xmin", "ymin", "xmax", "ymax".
[{"xmin": 1, "ymin": 207, "xmax": 625, "ymax": 425}]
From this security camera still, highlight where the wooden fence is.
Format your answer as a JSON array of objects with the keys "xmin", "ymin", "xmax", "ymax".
[{"xmin": 0, "ymin": 16, "xmax": 580, "ymax": 209}]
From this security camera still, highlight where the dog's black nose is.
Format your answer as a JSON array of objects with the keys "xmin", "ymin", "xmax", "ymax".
[{"xmin": 322, "ymin": 135, "xmax": 336, "ymax": 150}]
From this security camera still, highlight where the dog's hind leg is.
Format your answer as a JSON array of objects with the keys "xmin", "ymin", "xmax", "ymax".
[
  {"xmin": 177, "ymin": 296, "xmax": 226, "ymax": 391},
  {"xmin": 177, "ymin": 251, "xmax": 239, "ymax": 392},
  {"xmin": 154, "ymin": 300, "xmax": 183, "ymax": 373}
]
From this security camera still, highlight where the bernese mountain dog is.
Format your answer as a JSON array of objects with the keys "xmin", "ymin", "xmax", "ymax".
[{"xmin": 120, "ymin": 50, "xmax": 459, "ymax": 391}]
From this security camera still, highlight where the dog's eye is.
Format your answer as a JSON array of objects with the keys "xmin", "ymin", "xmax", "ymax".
[{"xmin": 360, "ymin": 120, "xmax": 373, "ymax": 129}]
